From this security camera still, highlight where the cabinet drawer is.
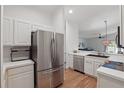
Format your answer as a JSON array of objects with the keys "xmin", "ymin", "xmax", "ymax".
[
  {"xmin": 8, "ymin": 65, "xmax": 34, "ymax": 76},
  {"xmin": 8, "ymin": 71, "xmax": 34, "ymax": 88},
  {"xmin": 94, "ymin": 59, "xmax": 107, "ymax": 64}
]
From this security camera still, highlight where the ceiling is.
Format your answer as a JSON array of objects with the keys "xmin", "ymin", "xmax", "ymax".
[
  {"xmin": 64, "ymin": 5, "xmax": 120, "ymax": 38},
  {"xmin": 6, "ymin": 5, "xmax": 120, "ymax": 39},
  {"xmin": 20, "ymin": 5, "xmax": 62, "ymax": 16}
]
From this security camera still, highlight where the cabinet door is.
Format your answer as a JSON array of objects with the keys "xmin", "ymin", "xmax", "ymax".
[
  {"xmin": 3, "ymin": 17, "xmax": 13, "ymax": 45},
  {"xmin": 65, "ymin": 54, "xmax": 69, "ymax": 68},
  {"xmin": 7, "ymin": 71, "xmax": 34, "ymax": 88},
  {"xmin": 14, "ymin": 19, "xmax": 31, "ymax": 46},
  {"xmin": 66, "ymin": 54, "xmax": 73, "ymax": 68},
  {"xmin": 84, "ymin": 59, "xmax": 93, "ymax": 75},
  {"xmin": 93, "ymin": 62, "xmax": 102, "ymax": 77},
  {"xmin": 69, "ymin": 54, "xmax": 73, "ymax": 68}
]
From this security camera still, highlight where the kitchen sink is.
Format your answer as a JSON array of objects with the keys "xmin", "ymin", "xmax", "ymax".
[{"xmin": 87, "ymin": 54, "xmax": 109, "ymax": 58}]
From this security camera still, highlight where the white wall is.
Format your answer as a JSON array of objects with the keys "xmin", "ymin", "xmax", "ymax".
[
  {"xmin": 66, "ymin": 21, "xmax": 79, "ymax": 53},
  {"xmin": 53, "ymin": 7, "xmax": 66, "ymax": 59},
  {"xmin": 0, "ymin": 5, "xmax": 4, "ymax": 88},
  {"xmin": 3, "ymin": 6, "xmax": 53, "ymax": 27},
  {"xmin": 65, "ymin": 21, "xmax": 79, "ymax": 69},
  {"xmin": 53, "ymin": 7, "xmax": 65, "ymax": 34},
  {"xmin": 0, "ymin": 5, "xmax": 1, "ymax": 87}
]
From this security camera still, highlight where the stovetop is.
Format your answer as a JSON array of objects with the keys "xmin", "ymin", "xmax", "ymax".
[{"xmin": 102, "ymin": 61, "xmax": 124, "ymax": 71}]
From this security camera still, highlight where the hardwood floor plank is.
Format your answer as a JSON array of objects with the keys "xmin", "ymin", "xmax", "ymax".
[{"xmin": 59, "ymin": 69, "xmax": 97, "ymax": 88}]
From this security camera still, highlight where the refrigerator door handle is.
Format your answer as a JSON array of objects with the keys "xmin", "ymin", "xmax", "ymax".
[
  {"xmin": 53, "ymin": 33, "xmax": 56, "ymax": 62},
  {"xmin": 55, "ymin": 34, "xmax": 57, "ymax": 62},
  {"xmin": 50, "ymin": 36, "xmax": 54, "ymax": 64},
  {"xmin": 53, "ymin": 33, "xmax": 55, "ymax": 62},
  {"xmin": 53, "ymin": 33, "xmax": 56, "ymax": 63},
  {"xmin": 51, "ymin": 33, "xmax": 56, "ymax": 64}
]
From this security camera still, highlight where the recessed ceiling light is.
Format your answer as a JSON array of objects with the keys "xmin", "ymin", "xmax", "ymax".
[{"xmin": 68, "ymin": 10, "xmax": 73, "ymax": 14}]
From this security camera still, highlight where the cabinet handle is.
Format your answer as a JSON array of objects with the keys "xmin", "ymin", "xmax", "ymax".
[{"xmin": 98, "ymin": 64, "xmax": 102, "ymax": 67}]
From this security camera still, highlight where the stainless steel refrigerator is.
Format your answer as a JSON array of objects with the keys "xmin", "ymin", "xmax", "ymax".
[{"xmin": 31, "ymin": 30, "xmax": 64, "ymax": 88}]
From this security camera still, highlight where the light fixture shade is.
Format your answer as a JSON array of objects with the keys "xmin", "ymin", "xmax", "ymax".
[{"xmin": 103, "ymin": 40, "xmax": 110, "ymax": 46}]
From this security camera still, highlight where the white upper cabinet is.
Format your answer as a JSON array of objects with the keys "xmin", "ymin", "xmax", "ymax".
[
  {"xmin": 3, "ymin": 17, "xmax": 13, "ymax": 45},
  {"xmin": 3, "ymin": 17, "xmax": 31, "ymax": 46},
  {"xmin": 31, "ymin": 24, "xmax": 54, "ymax": 32},
  {"xmin": 31, "ymin": 24, "xmax": 43, "ymax": 32},
  {"xmin": 14, "ymin": 19, "xmax": 31, "ymax": 46},
  {"xmin": 84, "ymin": 57, "xmax": 93, "ymax": 75},
  {"xmin": 3, "ymin": 17, "xmax": 55, "ymax": 46}
]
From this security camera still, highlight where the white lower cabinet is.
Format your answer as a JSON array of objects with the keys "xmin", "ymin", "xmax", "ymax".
[
  {"xmin": 6, "ymin": 65, "xmax": 34, "ymax": 88},
  {"xmin": 84, "ymin": 58, "xmax": 93, "ymax": 75},
  {"xmin": 65, "ymin": 53, "xmax": 73, "ymax": 69},
  {"xmin": 84, "ymin": 56, "xmax": 107, "ymax": 77},
  {"xmin": 97, "ymin": 73, "xmax": 124, "ymax": 88},
  {"xmin": 93, "ymin": 62, "xmax": 103, "ymax": 77},
  {"xmin": 8, "ymin": 71, "xmax": 34, "ymax": 88}
]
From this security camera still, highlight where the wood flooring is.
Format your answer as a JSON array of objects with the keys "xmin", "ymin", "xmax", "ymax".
[{"xmin": 59, "ymin": 69, "xmax": 97, "ymax": 88}]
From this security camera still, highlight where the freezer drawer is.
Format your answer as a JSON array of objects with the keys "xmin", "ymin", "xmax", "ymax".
[
  {"xmin": 51, "ymin": 66, "xmax": 64, "ymax": 87},
  {"xmin": 36, "ymin": 66, "xmax": 64, "ymax": 88},
  {"xmin": 37, "ymin": 70, "xmax": 51, "ymax": 88}
]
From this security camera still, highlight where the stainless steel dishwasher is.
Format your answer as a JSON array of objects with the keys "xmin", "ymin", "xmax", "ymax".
[{"xmin": 73, "ymin": 55, "xmax": 84, "ymax": 73}]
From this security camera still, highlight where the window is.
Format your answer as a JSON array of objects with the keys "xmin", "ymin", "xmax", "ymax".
[{"xmin": 106, "ymin": 41, "xmax": 118, "ymax": 54}]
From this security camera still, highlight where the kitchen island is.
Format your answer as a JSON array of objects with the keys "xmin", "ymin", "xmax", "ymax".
[{"xmin": 97, "ymin": 54, "xmax": 124, "ymax": 88}]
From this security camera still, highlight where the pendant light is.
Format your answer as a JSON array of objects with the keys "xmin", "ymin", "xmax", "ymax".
[{"xmin": 103, "ymin": 20, "xmax": 110, "ymax": 46}]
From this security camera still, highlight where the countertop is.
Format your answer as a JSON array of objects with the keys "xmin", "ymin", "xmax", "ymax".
[
  {"xmin": 97, "ymin": 54, "xmax": 124, "ymax": 81},
  {"xmin": 3, "ymin": 59, "xmax": 34, "ymax": 72},
  {"xmin": 108, "ymin": 54, "xmax": 124, "ymax": 62},
  {"xmin": 97, "ymin": 67, "xmax": 124, "ymax": 82},
  {"xmin": 68, "ymin": 50, "xmax": 98, "ymax": 56}
]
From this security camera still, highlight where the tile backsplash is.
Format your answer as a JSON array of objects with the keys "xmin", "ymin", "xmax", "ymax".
[{"xmin": 3, "ymin": 46, "xmax": 11, "ymax": 62}]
